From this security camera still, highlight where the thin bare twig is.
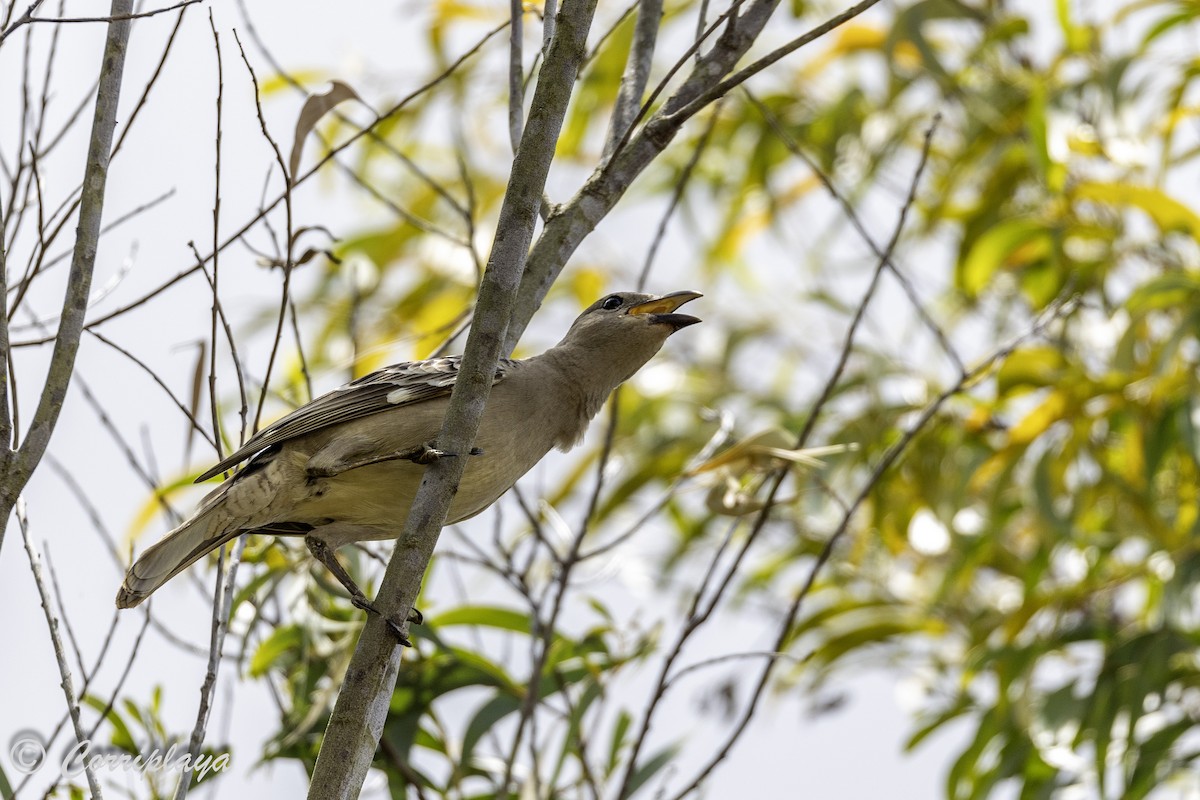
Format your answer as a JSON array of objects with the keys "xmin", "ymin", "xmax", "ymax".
[
  {"xmin": 233, "ymin": 31, "xmax": 296, "ymax": 436},
  {"xmin": 87, "ymin": 329, "xmax": 216, "ymax": 449},
  {"xmin": 190, "ymin": 241, "xmax": 249, "ymax": 450},
  {"xmin": 18, "ymin": 499, "xmax": 104, "ymax": 799},
  {"xmin": 500, "ymin": 396, "xmax": 620, "ymax": 792},
  {"xmin": 635, "ymin": 99, "xmax": 722, "ymax": 290},
  {"xmin": 744, "ymin": 90, "xmax": 965, "ymax": 374},
  {"xmin": 0, "ymin": 0, "xmax": 199, "ymax": 45},
  {"xmin": 173, "ymin": 535, "xmax": 246, "ymax": 800},
  {"xmin": 208, "ymin": 10, "xmax": 225, "ymax": 468},
  {"xmin": 44, "ymin": 545, "xmax": 87, "ymax": 679}
]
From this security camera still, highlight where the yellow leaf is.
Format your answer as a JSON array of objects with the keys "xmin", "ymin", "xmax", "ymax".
[
  {"xmin": 260, "ymin": 69, "xmax": 325, "ymax": 97},
  {"xmin": 568, "ymin": 267, "xmax": 608, "ymax": 308},
  {"xmin": 712, "ymin": 204, "xmax": 770, "ymax": 263},
  {"xmin": 1074, "ymin": 181, "xmax": 1200, "ymax": 241},
  {"xmin": 968, "ymin": 450, "xmax": 1011, "ymax": 494},
  {"xmin": 801, "ymin": 23, "xmax": 916, "ymax": 77},
  {"xmin": 778, "ymin": 174, "xmax": 819, "ymax": 206},
  {"xmin": 1008, "ymin": 390, "xmax": 1068, "ymax": 445},
  {"xmin": 411, "ymin": 285, "xmax": 474, "ymax": 359},
  {"xmin": 834, "ymin": 22, "xmax": 886, "ymax": 50},
  {"xmin": 124, "ymin": 474, "xmax": 209, "ymax": 557}
]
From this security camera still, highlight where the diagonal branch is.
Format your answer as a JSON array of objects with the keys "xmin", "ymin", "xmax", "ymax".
[
  {"xmin": 306, "ymin": 2, "xmax": 600, "ymax": 797},
  {"xmin": 507, "ymin": 0, "xmax": 884, "ymax": 351}
]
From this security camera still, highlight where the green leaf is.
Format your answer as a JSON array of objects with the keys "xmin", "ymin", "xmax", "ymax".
[
  {"xmin": 608, "ymin": 710, "xmax": 632, "ymax": 775},
  {"xmin": 1126, "ymin": 271, "xmax": 1200, "ymax": 315},
  {"xmin": 996, "ymin": 347, "xmax": 1069, "ymax": 396},
  {"xmin": 458, "ymin": 692, "xmax": 521, "ymax": 779},
  {"xmin": 83, "ymin": 694, "xmax": 137, "ymax": 752},
  {"xmin": 625, "ymin": 743, "xmax": 680, "ymax": 798},
  {"xmin": 959, "ymin": 219, "xmax": 1049, "ymax": 298},
  {"xmin": 250, "ymin": 625, "xmax": 304, "ymax": 677},
  {"xmin": 433, "ymin": 605, "xmax": 534, "ymax": 634}
]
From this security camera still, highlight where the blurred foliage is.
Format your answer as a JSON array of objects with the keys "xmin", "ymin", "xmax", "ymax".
[{"xmin": 117, "ymin": 0, "xmax": 1200, "ymax": 797}]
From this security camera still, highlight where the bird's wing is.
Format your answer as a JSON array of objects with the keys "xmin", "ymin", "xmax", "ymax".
[{"xmin": 195, "ymin": 356, "xmax": 514, "ymax": 482}]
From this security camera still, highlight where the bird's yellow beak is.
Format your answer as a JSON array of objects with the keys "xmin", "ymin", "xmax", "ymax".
[
  {"xmin": 628, "ymin": 290, "xmax": 703, "ymax": 331},
  {"xmin": 628, "ymin": 291, "xmax": 703, "ymax": 316}
]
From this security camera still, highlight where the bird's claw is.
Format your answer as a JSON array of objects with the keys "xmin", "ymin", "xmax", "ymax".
[
  {"xmin": 408, "ymin": 444, "xmax": 484, "ymax": 464},
  {"xmin": 350, "ymin": 595, "xmax": 421, "ymax": 647},
  {"xmin": 409, "ymin": 444, "xmax": 449, "ymax": 465},
  {"xmin": 384, "ymin": 619, "xmax": 413, "ymax": 647}
]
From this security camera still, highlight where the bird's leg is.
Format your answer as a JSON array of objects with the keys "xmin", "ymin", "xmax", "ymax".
[
  {"xmin": 304, "ymin": 535, "xmax": 421, "ymax": 645},
  {"xmin": 306, "ymin": 442, "xmax": 484, "ymax": 479}
]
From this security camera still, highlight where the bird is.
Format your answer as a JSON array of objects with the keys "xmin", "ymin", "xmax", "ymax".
[{"xmin": 115, "ymin": 290, "xmax": 701, "ymax": 641}]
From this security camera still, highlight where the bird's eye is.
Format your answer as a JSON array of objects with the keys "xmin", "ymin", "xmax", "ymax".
[{"xmin": 601, "ymin": 295, "xmax": 623, "ymax": 311}]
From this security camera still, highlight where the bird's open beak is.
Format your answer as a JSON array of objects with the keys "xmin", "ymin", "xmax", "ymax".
[{"xmin": 628, "ymin": 290, "xmax": 702, "ymax": 330}]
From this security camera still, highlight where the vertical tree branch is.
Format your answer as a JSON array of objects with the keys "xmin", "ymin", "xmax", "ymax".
[
  {"xmin": 602, "ymin": 0, "xmax": 662, "ymax": 159},
  {"xmin": 10, "ymin": 0, "xmax": 132, "ymax": 489},
  {"xmin": 508, "ymin": 0, "xmax": 524, "ymax": 153},
  {"xmin": 0, "ymin": 194, "xmax": 12, "ymax": 526},
  {"xmin": 306, "ymin": 1, "xmax": 599, "ymax": 797}
]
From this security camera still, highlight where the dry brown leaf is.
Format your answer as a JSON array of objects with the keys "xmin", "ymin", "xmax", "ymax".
[
  {"xmin": 288, "ymin": 80, "xmax": 361, "ymax": 179},
  {"xmin": 688, "ymin": 429, "xmax": 855, "ymax": 477},
  {"xmin": 185, "ymin": 340, "xmax": 206, "ymax": 465}
]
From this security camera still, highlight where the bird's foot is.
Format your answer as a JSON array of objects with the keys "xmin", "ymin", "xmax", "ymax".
[
  {"xmin": 306, "ymin": 534, "xmax": 421, "ymax": 645},
  {"xmin": 404, "ymin": 443, "xmax": 483, "ymax": 464},
  {"xmin": 348, "ymin": 595, "xmax": 421, "ymax": 647},
  {"xmin": 407, "ymin": 443, "xmax": 449, "ymax": 465}
]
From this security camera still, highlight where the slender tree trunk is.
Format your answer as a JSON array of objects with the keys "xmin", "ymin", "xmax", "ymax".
[{"xmin": 305, "ymin": 2, "xmax": 600, "ymax": 797}]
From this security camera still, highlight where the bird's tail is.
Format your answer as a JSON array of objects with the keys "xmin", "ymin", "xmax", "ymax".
[{"xmin": 115, "ymin": 502, "xmax": 240, "ymax": 609}]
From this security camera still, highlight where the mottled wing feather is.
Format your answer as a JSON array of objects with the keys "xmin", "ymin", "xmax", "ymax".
[{"xmin": 194, "ymin": 356, "xmax": 513, "ymax": 482}]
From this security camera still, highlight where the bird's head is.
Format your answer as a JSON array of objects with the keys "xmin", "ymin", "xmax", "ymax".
[{"xmin": 556, "ymin": 290, "xmax": 702, "ymax": 386}]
